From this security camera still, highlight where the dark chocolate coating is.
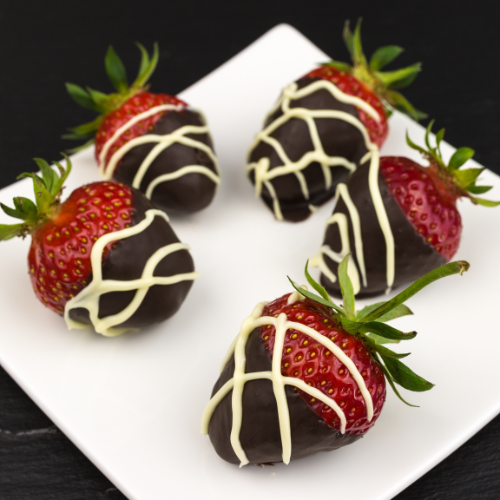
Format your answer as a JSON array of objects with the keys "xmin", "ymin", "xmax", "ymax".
[
  {"xmin": 69, "ymin": 189, "xmax": 195, "ymax": 329},
  {"xmin": 208, "ymin": 328, "xmax": 360, "ymax": 465},
  {"xmin": 114, "ymin": 109, "xmax": 218, "ymax": 214},
  {"xmin": 321, "ymin": 162, "xmax": 447, "ymax": 298},
  {"xmin": 248, "ymin": 77, "xmax": 369, "ymax": 222}
]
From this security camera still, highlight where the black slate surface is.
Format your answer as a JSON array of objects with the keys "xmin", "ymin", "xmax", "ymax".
[{"xmin": 1, "ymin": 1, "xmax": 499, "ymax": 499}]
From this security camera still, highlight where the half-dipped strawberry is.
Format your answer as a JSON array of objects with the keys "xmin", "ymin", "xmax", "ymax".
[
  {"xmin": 202, "ymin": 257, "xmax": 469, "ymax": 465},
  {"xmin": 0, "ymin": 156, "xmax": 198, "ymax": 336},
  {"xmin": 65, "ymin": 43, "xmax": 220, "ymax": 214},
  {"xmin": 313, "ymin": 122, "xmax": 499, "ymax": 298},
  {"xmin": 247, "ymin": 19, "xmax": 424, "ymax": 222}
]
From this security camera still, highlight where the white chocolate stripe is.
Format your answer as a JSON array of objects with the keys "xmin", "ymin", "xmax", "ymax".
[
  {"xmin": 131, "ymin": 126, "xmax": 220, "ymax": 187},
  {"xmin": 201, "ymin": 298, "xmax": 372, "ymax": 466},
  {"xmin": 283, "ymin": 79, "xmax": 381, "ymax": 123},
  {"xmin": 246, "ymin": 80, "xmax": 377, "ymax": 220},
  {"xmin": 98, "ymin": 106, "xmax": 220, "ymax": 200},
  {"xmin": 309, "ymin": 183, "xmax": 366, "ymax": 294},
  {"xmin": 64, "ymin": 209, "xmax": 199, "ymax": 336},
  {"xmin": 286, "ymin": 320, "xmax": 373, "ymax": 422},
  {"xmin": 367, "ymin": 149, "xmax": 395, "ymax": 293},
  {"xmin": 145, "ymin": 165, "xmax": 220, "ymax": 199},
  {"xmin": 311, "ymin": 143, "xmax": 396, "ymax": 295},
  {"xmin": 272, "ymin": 313, "xmax": 293, "ymax": 464}
]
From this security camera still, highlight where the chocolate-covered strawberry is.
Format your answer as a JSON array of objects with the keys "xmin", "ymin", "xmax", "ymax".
[
  {"xmin": 65, "ymin": 43, "xmax": 220, "ymax": 214},
  {"xmin": 246, "ymin": 20, "xmax": 424, "ymax": 222},
  {"xmin": 312, "ymin": 122, "xmax": 499, "ymax": 298},
  {"xmin": 0, "ymin": 157, "xmax": 198, "ymax": 336},
  {"xmin": 202, "ymin": 257, "xmax": 469, "ymax": 465}
]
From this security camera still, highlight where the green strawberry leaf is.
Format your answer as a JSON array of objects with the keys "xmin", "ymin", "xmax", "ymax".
[
  {"xmin": 385, "ymin": 89, "xmax": 427, "ymax": 121},
  {"xmin": 454, "ymin": 168, "xmax": 484, "ymax": 188},
  {"xmin": 365, "ymin": 333, "xmax": 400, "ymax": 345},
  {"xmin": 366, "ymin": 340, "xmax": 409, "ymax": 359},
  {"xmin": 424, "ymin": 120, "xmax": 434, "ymax": 151},
  {"xmin": 376, "ymin": 63, "xmax": 421, "ymax": 90},
  {"xmin": 361, "ymin": 261, "xmax": 469, "ymax": 323},
  {"xmin": 287, "ymin": 276, "xmax": 344, "ymax": 314},
  {"xmin": 467, "ymin": 184, "xmax": 493, "ymax": 195},
  {"xmin": 68, "ymin": 115, "xmax": 104, "ymax": 136},
  {"xmin": 351, "ymin": 19, "xmax": 367, "ymax": 67},
  {"xmin": 105, "ymin": 46, "xmax": 128, "ymax": 94},
  {"xmin": 65, "ymin": 83, "xmax": 104, "ymax": 112},
  {"xmin": 337, "ymin": 255, "xmax": 356, "ymax": 320},
  {"xmin": 136, "ymin": 42, "xmax": 150, "ymax": 79},
  {"xmin": 449, "ymin": 147, "xmax": 475, "ymax": 170},
  {"xmin": 369, "ymin": 45, "xmax": 403, "ymax": 71},
  {"xmin": 0, "ymin": 223, "xmax": 26, "ymax": 241},
  {"xmin": 1, "ymin": 202, "xmax": 25, "ymax": 220},
  {"xmin": 132, "ymin": 42, "xmax": 159, "ymax": 90},
  {"xmin": 381, "ymin": 355, "xmax": 434, "ymax": 392},
  {"xmin": 14, "ymin": 197, "xmax": 38, "ymax": 220},
  {"xmin": 470, "ymin": 196, "xmax": 500, "ymax": 207},
  {"xmin": 377, "ymin": 357, "xmax": 418, "ymax": 407},
  {"xmin": 357, "ymin": 302, "xmax": 413, "ymax": 322},
  {"xmin": 86, "ymin": 87, "xmax": 112, "ymax": 111},
  {"xmin": 304, "ymin": 260, "xmax": 330, "ymax": 302},
  {"xmin": 406, "ymin": 130, "xmax": 427, "ymax": 155},
  {"xmin": 340, "ymin": 317, "xmax": 362, "ymax": 335},
  {"xmin": 435, "ymin": 127, "xmax": 445, "ymax": 157},
  {"xmin": 54, "ymin": 155, "xmax": 72, "ymax": 190},
  {"xmin": 359, "ymin": 321, "xmax": 417, "ymax": 341},
  {"xmin": 342, "ymin": 20, "xmax": 355, "ymax": 56},
  {"xmin": 33, "ymin": 158, "xmax": 57, "ymax": 194}
]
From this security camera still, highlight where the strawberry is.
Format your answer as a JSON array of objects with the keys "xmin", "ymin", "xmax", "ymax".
[
  {"xmin": 65, "ymin": 43, "xmax": 220, "ymax": 215},
  {"xmin": 313, "ymin": 122, "xmax": 499, "ymax": 298},
  {"xmin": 0, "ymin": 156, "xmax": 198, "ymax": 336},
  {"xmin": 202, "ymin": 256, "xmax": 469, "ymax": 465},
  {"xmin": 247, "ymin": 19, "xmax": 424, "ymax": 222}
]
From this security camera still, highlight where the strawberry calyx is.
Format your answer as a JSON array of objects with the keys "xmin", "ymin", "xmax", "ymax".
[
  {"xmin": 320, "ymin": 19, "xmax": 426, "ymax": 121},
  {"xmin": 289, "ymin": 256, "xmax": 469, "ymax": 406},
  {"xmin": 64, "ymin": 43, "xmax": 160, "ymax": 152},
  {"xmin": 0, "ymin": 156, "xmax": 72, "ymax": 240},
  {"xmin": 406, "ymin": 121, "xmax": 500, "ymax": 207}
]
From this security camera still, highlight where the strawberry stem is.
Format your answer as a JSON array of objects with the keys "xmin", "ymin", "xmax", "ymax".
[
  {"xmin": 0, "ymin": 155, "xmax": 71, "ymax": 240},
  {"xmin": 64, "ymin": 43, "xmax": 160, "ymax": 149},
  {"xmin": 322, "ymin": 18, "xmax": 426, "ymax": 121},
  {"xmin": 289, "ymin": 255, "xmax": 469, "ymax": 405},
  {"xmin": 406, "ymin": 122, "xmax": 500, "ymax": 206}
]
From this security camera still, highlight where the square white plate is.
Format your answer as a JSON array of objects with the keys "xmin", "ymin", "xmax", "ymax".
[{"xmin": 1, "ymin": 24, "xmax": 499, "ymax": 500}]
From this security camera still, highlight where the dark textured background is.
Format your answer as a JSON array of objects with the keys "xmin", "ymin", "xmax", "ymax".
[{"xmin": 1, "ymin": 1, "xmax": 499, "ymax": 498}]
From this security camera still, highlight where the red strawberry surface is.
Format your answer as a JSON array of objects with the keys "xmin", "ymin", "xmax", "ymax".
[
  {"xmin": 260, "ymin": 293, "xmax": 386, "ymax": 435},
  {"xmin": 94, "ymin": 92, "xmax": 187, "ymax": 167},
  {"xmin": 305, "ymin": 66, "xmax": 388, "ymax": 147},
  {"xmin": 381, "ymin": 156, "xmax": 462, "ymax": 261},
  {"xmin": 28, "ymin": 182, "xmax": 134, "ymax": 314}
]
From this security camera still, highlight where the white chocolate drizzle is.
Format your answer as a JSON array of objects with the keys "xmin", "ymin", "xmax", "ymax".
[
  {"xmin": 98, "ymin": 104, "xmax": 220, "ymax": 200},
  {"xmin": 310, "ymin": 129, "xmax": 396, "ymax": 294},
  {"xmin": 64, "ymin": 209, "xmax": 199, "ymax": 336},
  {"xmin": 201, "ymin": 297, "xmax": 373, "ymax": 466},
  {"xmin": 246, "ymin": 79, "xmax": 380, "ymax": 220}
]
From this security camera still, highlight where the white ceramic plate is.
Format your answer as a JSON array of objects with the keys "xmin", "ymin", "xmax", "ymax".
[{"xmin": 1, "ymin": 24, "xmax": 499, "ymax": 500}]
